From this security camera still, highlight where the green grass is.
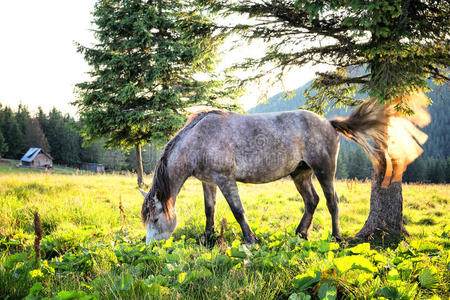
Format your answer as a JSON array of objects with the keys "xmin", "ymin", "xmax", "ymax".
[
  {"xmin": 0, "ymin": 166, "xmax": 449, "ymax": 299},
  {"xmin": 0, "ymin": 160, "xmax": 91, "ymax": 175}
]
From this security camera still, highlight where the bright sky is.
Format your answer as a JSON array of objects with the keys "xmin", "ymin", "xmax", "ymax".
[{"xmin": 0, "ymin": 1, "xmax": 328, "ymax": 116}]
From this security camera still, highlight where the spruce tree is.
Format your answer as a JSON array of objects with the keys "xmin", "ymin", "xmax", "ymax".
[
  {"xmin": 25, "ymin": 118, "xmax": 50, "ymax": 152},
  {"xmin": 445, "ymin": 157, "xmax": 450, "ymax": 183},
  {"xmin": 427, "ymin": 156, "xmax": 446, "ymax": 183},
  {"xmin": 335, "ymin": 150, "xmax": 348, "ymax": 179},
  {"xmin": 403, "ymin": 156, "xmax": 426, "ymax": 182},
  {"xmin": 0, "ymin": 107, "xmax": 26, "ymax": 159},
  {"xmin": 15, "ymin": 105, "xmax": 30, "ymax": 137},
  {"xmin": 0, "ymin": 131, "xmax": 7, "ymax": 157},
  {"xmin": 75, "ymin": 0, "xmax": 238, "ymax": 187}
]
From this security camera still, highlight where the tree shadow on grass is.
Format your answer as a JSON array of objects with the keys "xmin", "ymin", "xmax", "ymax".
[{"xmin": 345, "ymin": 230, "xmax": 405, "ymax": 249}]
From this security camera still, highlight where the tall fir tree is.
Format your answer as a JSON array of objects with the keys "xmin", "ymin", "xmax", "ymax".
[
  {"xmin": 25, "ymin": 118, "xmax": 50, "ymax": 152},
  {"xmin": 15, "ymin": 105, "xmax": 31, "ymax": 156},
  {"xmin": 403, "ymin": 156, "xmax": 426, "ymax": 183},
  {"xmin": 0, "ymin": 130, "xmax": 7, "ymax": 157},
  {"xmin": 0, "ymin": 107, "xmax": 26, "ymax": 159},
  {"xmin": 15, "ymin": 105, "xmax": 30, "ymax": 138},
  {"xmin": 81, "ymin": 139, "xmax": 105, "ymax": 164},
  {"xmin": 75, "ymin": 0, "xmax": 239, "ymax": 187},
  {"xmin": 347, "ymin": 148, "xmax": 372, "ymax": 181},
  {"xmin": 58, "ymin": 116, "xmax": 82, "ymax": 166},
  {"xmin": 427, "ymin": 156, "xmax": 446, "ymax": 184},
  {"xmin": 335, "ymin": 150, "xmax": 348, "ymax": 179},
  {"xmin": 446, "ymin": 157, "xmax": 450, "ymax": 183}
]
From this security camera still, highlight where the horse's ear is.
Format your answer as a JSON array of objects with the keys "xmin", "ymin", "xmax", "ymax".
[{"xmin": 139, "ymin": 189, "xmax": 148, "ymax": 198}]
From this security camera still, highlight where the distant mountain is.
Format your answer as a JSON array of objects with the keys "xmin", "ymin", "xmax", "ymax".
[
  {"xmin": 247, "ymin": 81, "xmax": 449, "ymax": 159},
  {"xmin": 248, "ymin": 82, "xmax": 313, "ymax": 114}
]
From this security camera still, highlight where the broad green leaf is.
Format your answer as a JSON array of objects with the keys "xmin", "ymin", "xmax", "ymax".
[
  {"xmin": 289, "ymin": 292, "xmax": 311, "ymax": 300},
  {"xmin": 189, "ymin": 268, "xmax": 212, "ymax": 280},
  {"xmin": 120, "ymin": 273, "xmax": 133, "ymax": 291},
  {"xmin": 54, "ymin": 290, "xmax": 81, "ymax": 300},
  {"xmin": 230, "ymin": 245, "xmax": 252, "ymax": 258},
  {"xmin": 292, "ymin": 270, "xmax": 321, "ymax": 291},
  {"xmin": 289, "ymin": 293, "xmax": 300, "ymax": 300},
  {"xmin": 346, "ymin": 243, "xmax": 370, "ymax": 254},
  {"xmin": 387, "ymin": 269, "xmax": 400, "ymax": 281},
  {"xmin": 418, "ymin": 267, "xmax": 439, "ymax": 290},
  {"xmin": 25, "ymin": 282, "xmax": 43, "ymax": 300},
  {"xmin": 354, "ymin": 272, "xmax": 374, "ymax": 285},
  {"xmin": 372, "ymin": 253, "xmax": 388, "ymax": 264},
  {"xmin": 318, "ymin": 241, "xmax": 339, "ymax": 253},
  {"xmin": 377, "ymin": 286, "xmax": 401, "ymax": 299},
  {"xmin": 333, "ymin": 255, "xmax": 377, "ymax": 273},
  {"xmin": 410, "ymin": 240, "xmax": 440, "ymax": 253},
  {"xmin": 318, "ymin": 282, "xmax": 337, "ymax": 300},
  {"xmin": 396, "ymin": 259, "xmax": 413, "ymax": 280}
]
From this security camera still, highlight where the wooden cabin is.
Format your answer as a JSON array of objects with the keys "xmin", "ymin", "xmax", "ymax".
[{"xmin": 20, "ymin": 148, "xmax": 53, "ymax": 168}]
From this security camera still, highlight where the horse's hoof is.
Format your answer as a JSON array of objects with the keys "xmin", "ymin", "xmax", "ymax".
[
  {"xmin": 296, "ymin": 231, "xmax": 309, "ymax": 240},
  {"xmin": 199, "ymin": 232, "xmax": 216, "ymax": 247},
  {"xmin": 244, "ymin": 234, "xmax": 260, "ymax": 246},
  {"xmin": 332, "ymin": 235, "xmax": 343, "ymax": 242}
]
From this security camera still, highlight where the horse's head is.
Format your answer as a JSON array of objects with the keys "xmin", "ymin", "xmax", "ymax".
[{"xmin": 140, "ymin": 189, "xmax": 178, "ymax": 244}]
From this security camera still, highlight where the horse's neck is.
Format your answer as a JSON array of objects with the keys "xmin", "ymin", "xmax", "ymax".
[{"xmin": 166, "ymin": 163, "xmax": 189, "ymax": 203}]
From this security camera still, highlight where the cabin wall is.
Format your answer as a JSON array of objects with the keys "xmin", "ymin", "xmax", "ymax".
[{"xmin": 31, "ymin": 154, "xmax": 52, "ymax": 168}]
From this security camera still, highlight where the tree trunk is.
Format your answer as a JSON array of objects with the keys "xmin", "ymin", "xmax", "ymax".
[
  {"xmin": 355, "ymin": 154, "xmax": 409, "ymax": 243},
  {"xmin": 135, "ymin": 144, "xmax": 145, "ymax": 188}
]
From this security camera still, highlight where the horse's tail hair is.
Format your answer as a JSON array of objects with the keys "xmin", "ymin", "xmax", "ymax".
[
  {"xmin": 330, "ymin": 97, "xmax": 390, "ymax": 160},
  {"xmin": 330, "ymin": 92, "xmax": 430, "ymax": 186},
  {"xmin": 141, "ymin": 110, "xmax": 226, "ymax": 224}
]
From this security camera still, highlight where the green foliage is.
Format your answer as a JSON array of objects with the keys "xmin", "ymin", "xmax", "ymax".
[
  {"xmin": 203, "ymin": 0, "xmax": 448, "ymax": 112},
  {"xmin": 75, "ymin": 0, "xmax": 239, "ymax": 150},
  {"xmin": 0, "ymin": 103, "xmax": 167, "ymax": 173},
  {"xmin": 418, "ymin": 267, "xmax": 439, "ymax": 290},
  {"xmin": 0, "ymin": 130, "xmax": 7, "ymax": 157},
  {"xmin": 317, "ymin": 282, "xmax": 337, "ymax": 300},
  {"xmin": 292, "ymin": 270, "xmax": 321, "ymax": 291},
  {"xmin": 0, "ymin": 106, "xmax": 26, "ymax": 158},
  {"xmin": 0, "ymin": 169, "xmax": 449, "ymax": 298},
  {"xmin": 25, "ymin": 118, "xmax": 50, "ymax": 153}
]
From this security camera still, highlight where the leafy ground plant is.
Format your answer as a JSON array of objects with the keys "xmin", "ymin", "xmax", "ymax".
[{"xmin": 0, "ymin": 165, "xmax": 449, "ymax": 299}]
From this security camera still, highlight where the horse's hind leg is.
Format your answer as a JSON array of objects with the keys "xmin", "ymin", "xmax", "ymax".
[
  {"xmin": 291, "ymin": 166, "xmax": 320, "ymax": 239},
  {"xmin": 214, "ymin": 175, "xmax": 258, "ymax": 245},
  {"xmin": 202, "ymin": 182, "xmax": 217, "ymax": 243},
  {"xmin": 315, "ymin": 171, "xmax": 342, "ymax": 242}
]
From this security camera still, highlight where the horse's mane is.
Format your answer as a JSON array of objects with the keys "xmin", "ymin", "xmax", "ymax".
[{"xmin": 141, "ymin": 110, "xmax": 225, "ymax": 224}]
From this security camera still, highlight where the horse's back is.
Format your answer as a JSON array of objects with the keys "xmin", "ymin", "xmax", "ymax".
[{"xmin": 176, "ymin": 110, "xmax": 339, "ymax": 183}]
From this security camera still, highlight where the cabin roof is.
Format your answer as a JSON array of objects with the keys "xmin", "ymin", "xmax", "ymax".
[{"xmin": 20, "ymin": 148, "xmax": 53, "ymax": 162}]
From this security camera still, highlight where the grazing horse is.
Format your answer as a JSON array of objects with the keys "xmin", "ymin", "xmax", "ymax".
[{"xmin": 140, "ymin": 99, "xmax": 391, "ymax": 245}]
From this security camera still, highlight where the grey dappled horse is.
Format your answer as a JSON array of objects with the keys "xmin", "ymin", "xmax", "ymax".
[{"xmin": 141, "ymin": 100, "xmax": 390, "ymax": 245}]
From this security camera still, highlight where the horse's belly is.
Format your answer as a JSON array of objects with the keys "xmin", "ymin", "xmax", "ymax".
[
  {"xmin": 233, "ymin": 154, "xmax": 299, "ymax": 183},
  {"xmin": 235, "ymin": 174, "xmax": 288, "ymax": 184}
]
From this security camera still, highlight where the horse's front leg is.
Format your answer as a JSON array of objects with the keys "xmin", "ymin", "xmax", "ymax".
[
  {"xmin": 215, "ymin": 175, "xmax": 259, "ymax": 246},
  {"xmin": 201, "ymin": 182, "xmax": 217, "ymax": 245}
]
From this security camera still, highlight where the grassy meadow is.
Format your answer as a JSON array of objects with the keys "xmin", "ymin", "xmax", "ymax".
[{"xmin": 0, "ymin": 160, "xmax": 449, "ymax": 299}]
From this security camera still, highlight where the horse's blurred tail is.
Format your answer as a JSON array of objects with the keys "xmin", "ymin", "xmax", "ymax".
[{"xmin": 330, "ymin": 91, "xmax": 430, "ymax": 187}]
